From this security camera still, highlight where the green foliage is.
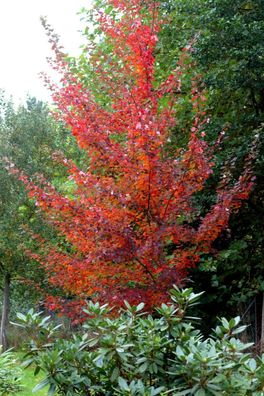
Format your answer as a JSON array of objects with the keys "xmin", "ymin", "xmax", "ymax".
[
  {"xmin": 160, "ymin": 0, "xmax": 264, "ymax": 122},
  {"xmin": 0, "ymin": 94, "xmax": 86, "ymax": 348},
  {"xmin": 158, "ymin": 0, "xmax": 264, "ymax": 328},
  {"xmin": 0, "ymin": 349, "xmax": 22, "ymax": 395},
  {"xmin": 196, "ymin": 0, "xmax": 264, "ymax": 116},
  {"xmin": 0, "ymin": 97, "xmax": 57, "ymax": 278},
  {"xmin": 16, "ymin": 287, "xmax": 264, "ymax": 395}
]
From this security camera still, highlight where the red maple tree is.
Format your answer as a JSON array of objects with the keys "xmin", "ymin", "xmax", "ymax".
[{"xmin": 19, "ymin": 0, "xmax": 253, "ymax": 310}]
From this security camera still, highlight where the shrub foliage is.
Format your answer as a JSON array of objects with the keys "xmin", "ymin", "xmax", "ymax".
[
  {"xmin": 0, "ymin": 349, "xmax": 22, "ymax": 395},
  {"xmin": 16, "ymin": 287, "xmax": 264, "ymax": 395}
]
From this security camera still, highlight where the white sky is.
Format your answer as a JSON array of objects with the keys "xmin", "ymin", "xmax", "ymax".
[{"xmin": 0, "ymin": 0, "xmax": 91, "ymax": 104}]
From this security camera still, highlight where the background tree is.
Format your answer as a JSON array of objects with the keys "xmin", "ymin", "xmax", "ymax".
[
  {"xmin": 157, "ymin": 0, "xmax": 264, "ymax": 341},
  {"xmin": 0, "ymin": 95, "xmax": 81, "ymax": 349}
]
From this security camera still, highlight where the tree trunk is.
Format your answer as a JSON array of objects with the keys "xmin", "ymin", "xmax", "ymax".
[
  {"xmin": 0, "ymin": 273, "xmax": 11, "ymax": 351},
  {"xmin": 261, "ymin": 292, "xmax": 264, "ymax": 353}
]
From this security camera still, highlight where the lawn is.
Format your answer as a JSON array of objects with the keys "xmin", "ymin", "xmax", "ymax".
[
  {"xmin": 19, "ymin": 366, "xmax": 47, "ymax": 396},
  {"xmin": 14, "ymin": 353, "xmax": 48, "ymax": 396}
]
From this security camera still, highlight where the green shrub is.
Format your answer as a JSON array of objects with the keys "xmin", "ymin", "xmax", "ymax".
[
  {"xmin": 0, "ymin": 348, "xmax": 22, "ymax": 395},
  {"xmin": 16, "ymin": 287, "xmax": 264, "ymax": 395}
]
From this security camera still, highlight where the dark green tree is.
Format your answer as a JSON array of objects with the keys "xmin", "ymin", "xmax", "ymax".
[{"xmin": 158, "ymin": 0, "xmax": 264, "ymax": 342}]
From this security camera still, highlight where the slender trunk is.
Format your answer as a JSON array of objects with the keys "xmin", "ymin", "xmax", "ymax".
[
  {"xmin": 261, "ymin": 292, "xmax": 264, "ymax": 353},
  {"xmin": 259, "ymin": 89, "xmax": 264, "ymax": 113},
  {"xmin": 250, "ymin": 89, "xmax": 260, "ymax": 117},
  {"xmin": 255, "ymin": 297, "xmax": 258, "ymax": 346},
  {"xmin": 0, "ymin": 273, "xmax": 11, "ymax": 351},
  {"xmin": 238, "ymin": 302, "xmax": 248, "ymax": 344}
]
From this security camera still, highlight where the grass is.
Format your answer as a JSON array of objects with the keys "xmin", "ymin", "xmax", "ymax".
[
  {"xmin": 14, "ymin": 352, "xmax": 48, "ymax": 396},
  {"xmin": 19, "ymin": 366, "xmax": 47, "ymax": 396}
]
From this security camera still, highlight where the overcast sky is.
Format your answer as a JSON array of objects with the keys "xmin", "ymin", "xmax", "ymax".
[{"xmin": 0, "ymin": 0, "xmax": 91, "ymax": 104}]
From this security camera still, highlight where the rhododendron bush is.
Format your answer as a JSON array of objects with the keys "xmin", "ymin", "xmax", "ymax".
[{"xmin": 19, "ymin": 0, "xmax": 253, "ymax": 312}]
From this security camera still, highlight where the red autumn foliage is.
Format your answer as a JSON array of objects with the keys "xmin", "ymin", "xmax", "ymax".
[{"xmin": 19, "ymin": 0, "xmax": 253, "ymax": 311}]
